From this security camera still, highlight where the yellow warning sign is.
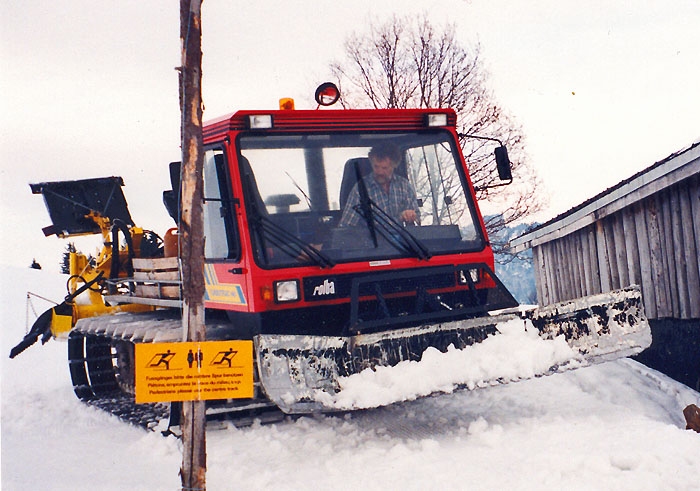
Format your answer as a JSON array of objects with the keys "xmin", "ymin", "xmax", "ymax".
[{"xmin": 134, "ymin": 340, "xmax": 254, "ymax": 403}]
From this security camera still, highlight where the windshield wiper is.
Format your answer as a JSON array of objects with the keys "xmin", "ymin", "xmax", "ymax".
[
  {"xmin": 353, "ymin": 162, "xmax": 431, "ymax": 261},
  {"xmin": 253, "ymin": 214, "xmax": 335, "ymax": 268},
  {"xmin": 243, "ymin": 170, "xmax": 334, "ymax": 269},
  {"xmin": 354, "ymin": 162, "xmax": 378, "ymax": 247}
]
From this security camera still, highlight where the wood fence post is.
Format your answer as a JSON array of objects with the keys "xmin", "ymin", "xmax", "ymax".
[{"xmin": 179, "ymin": 1, "xmax": 206, "ymax": 490}]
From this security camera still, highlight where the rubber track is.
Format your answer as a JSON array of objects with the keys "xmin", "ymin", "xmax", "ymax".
[{"xmin": 83, "ymin": 393, "xmax": 171, "ymax": 430}]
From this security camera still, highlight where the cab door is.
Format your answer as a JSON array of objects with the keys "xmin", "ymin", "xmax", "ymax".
[{"xmin": 202, "ymin": 147, "xmax": 248, "ymax": 311}]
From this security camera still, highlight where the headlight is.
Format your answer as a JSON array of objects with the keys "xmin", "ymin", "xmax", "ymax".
[{"xmin": 274, "ymin": 280, "xmax": 299, "ymax": 303}]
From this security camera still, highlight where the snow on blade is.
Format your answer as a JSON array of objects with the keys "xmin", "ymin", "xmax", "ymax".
[{"xmin": 316, "ymin": 318, "xmax": 582, "ymax": 410}]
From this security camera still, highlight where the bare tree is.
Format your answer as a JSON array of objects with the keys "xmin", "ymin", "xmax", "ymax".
[{"xmin": 331, "ymin": 16, "xmax": 545, "ymax": 259}]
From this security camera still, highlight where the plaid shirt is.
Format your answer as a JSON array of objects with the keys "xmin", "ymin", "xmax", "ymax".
[{"xmin": 339, "ymin": 173, "xmax": 420, "ymax": 227}]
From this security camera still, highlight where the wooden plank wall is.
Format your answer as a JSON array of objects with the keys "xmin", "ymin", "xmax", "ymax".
[{"xmin": 533, "ymin": 173, "xmax": 700, "ymax": 319}]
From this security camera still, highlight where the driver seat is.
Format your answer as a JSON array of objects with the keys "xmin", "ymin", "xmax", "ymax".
[{"xmin": 339, "ymin": 158, "xmax": 371, "ymax": 209}]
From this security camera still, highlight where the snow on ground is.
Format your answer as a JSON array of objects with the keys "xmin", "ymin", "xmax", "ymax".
[{"xmin": 2, "ymin": 265, "xmax": 699, "ymax": 490}]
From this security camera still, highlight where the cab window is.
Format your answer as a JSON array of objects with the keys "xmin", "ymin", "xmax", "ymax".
[{"xmin": 203, "ymin": 148, "xmax": 239, "ymax": 259}]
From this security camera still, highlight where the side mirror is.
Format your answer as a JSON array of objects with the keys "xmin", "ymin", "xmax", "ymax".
[
  {"xmin": 315, "ymin": 82, "xmax": 341, "ymax": 107},
  {"xmin": 494, "ymin": 146, "xmax": 512, "ymax": 181}
]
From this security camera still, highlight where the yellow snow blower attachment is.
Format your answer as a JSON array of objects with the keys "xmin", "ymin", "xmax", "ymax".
[{"xmin": 9, "ymin": 177, "xmax": 155, "ymax": 358}]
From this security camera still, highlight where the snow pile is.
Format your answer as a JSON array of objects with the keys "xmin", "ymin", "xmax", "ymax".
[{"xmin": 317, "ymin": 318, "xmax": 582, "ymax": 410}]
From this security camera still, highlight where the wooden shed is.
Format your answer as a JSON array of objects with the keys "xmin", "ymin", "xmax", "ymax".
[{"xmin": 512, "ymin": 141, "xmax": 700, "ymax": 389}]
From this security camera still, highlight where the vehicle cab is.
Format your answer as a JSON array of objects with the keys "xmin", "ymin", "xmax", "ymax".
[{"xmin": 189, "ymin": 89, "xmax": 516, "ymax": 337}]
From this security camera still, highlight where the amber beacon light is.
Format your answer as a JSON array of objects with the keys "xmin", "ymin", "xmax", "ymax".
[{"xmin": 279, "ymin": 98, "xmax": 295, "ymax": 110}]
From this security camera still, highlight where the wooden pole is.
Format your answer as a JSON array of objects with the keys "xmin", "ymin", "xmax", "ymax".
[{"xmin": 179, "ymin": 1, "xmax": 206, "ymax": 490}]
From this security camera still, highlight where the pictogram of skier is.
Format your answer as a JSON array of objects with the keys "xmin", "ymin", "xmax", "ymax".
[
  {"xmin": 147, "ymin": 349, "xmax": 175, "ymax": 370},
  {"xmin": 211, "ymin": 348, "xmax": 237, "ymax": 368}
]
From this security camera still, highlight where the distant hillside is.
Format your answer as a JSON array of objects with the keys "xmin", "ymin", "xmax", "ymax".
[{"xmin": 488, "ymin": 218, "xmax": 540, "ymax": 305}]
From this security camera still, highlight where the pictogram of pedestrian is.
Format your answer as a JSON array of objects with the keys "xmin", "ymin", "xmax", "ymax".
[
  {"xmin": 211, "ymin": 348, "xmax": 237, "ymax": 368},
  {"xmin": 187, "ymin": 348, "xmax": 204, "ymax": 369},
  {"xmin": 147, "ymin": 349, "xmax": 176, "ymax": 370}
]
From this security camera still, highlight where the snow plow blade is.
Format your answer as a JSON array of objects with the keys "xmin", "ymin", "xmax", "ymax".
[{"xmin": 256, "ymin": 286, "xmax": 651, "ymax": 413}]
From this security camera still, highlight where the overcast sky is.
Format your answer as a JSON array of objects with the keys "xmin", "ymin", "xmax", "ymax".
[{"xmin": 1, "ymin": 0, "xmax": 699, "ymax": 271}]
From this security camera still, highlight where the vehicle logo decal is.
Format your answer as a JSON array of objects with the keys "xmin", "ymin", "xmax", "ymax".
[{"xmin": 312, "ymin": 279, "xmax": 336, "ymax": 296}]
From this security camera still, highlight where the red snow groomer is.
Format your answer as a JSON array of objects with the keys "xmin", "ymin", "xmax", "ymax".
[{"xmin": 14, "ymin": 84, "xmax": 651, "ymax": 427}]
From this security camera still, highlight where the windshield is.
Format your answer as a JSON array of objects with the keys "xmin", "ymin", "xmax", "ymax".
[{"xmin": 239, "ymin": 130, "xmax": 485, "ymax": 268}]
